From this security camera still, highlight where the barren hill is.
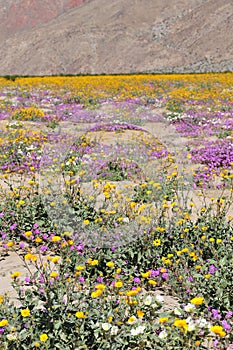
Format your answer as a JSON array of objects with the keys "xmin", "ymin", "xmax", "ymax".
[
  {"xmin": 0, "ymin": 0, "xmax": 86, "ymax": 37},
  {"xmin": 0, "ymin": 0, "xmax": 232, "ymax": 75}
]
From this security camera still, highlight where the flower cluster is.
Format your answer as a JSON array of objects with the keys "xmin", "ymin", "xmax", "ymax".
[{"xmin": 0, "ymin": 74, "xmax": 233, "ymax": 349}]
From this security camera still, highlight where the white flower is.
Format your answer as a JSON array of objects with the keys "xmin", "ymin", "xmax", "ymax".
[
  {"xmin": 130, "ymin": 325, "xmax": 146, "ymax": 336},
  {"xmin": 196, "ymin": 318, "xmax": 209, "ymax": 328},
  {"xmin": 122, "ymin": 217, "xmax": 129, "ymax": 223},
  {"xmin": 158, "ymin": 330, "xmax": 168, "ymax": 339},
  {"xmin": 110, "ymin": 326, "xmax": 119, "ymax": 336},
  {"xmin": 186, "ymin": 317, "xmax": 196, "ymax": 331},
  {"xmin": 155, "ymin": 294, "xmax": 164, "ymax": 303},
  {"xmin": 6, "ymin": 333, "xmax": 18, "ymax": 341},
  {"xmin": 173, "ymin": 308, "xmax": 182, "ymax": 316},
  {"xmin": 187, "ymin": 323, "xmax": 196, "ymax": 332},
  {"xmin": 144, "ymin": 295, "xmax": 152, "ymax": 306},
  {"xmin": 184, "ymin": 303, "xmax": 195, "ymax": 312},
  {"xmin": 102, "ymin": 323, "xmax": 111, "ymax": 331}
]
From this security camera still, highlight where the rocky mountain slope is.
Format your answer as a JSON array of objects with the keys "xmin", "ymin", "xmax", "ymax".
[
  {"xmin": 0, "ymin": 0, "xmax": 232, "ymax": 75},
  {"xmin": 0, "ymin": 0, "xmax": 86, "ymax": 37}
]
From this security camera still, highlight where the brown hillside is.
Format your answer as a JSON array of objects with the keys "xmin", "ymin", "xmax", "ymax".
[
  {"xmin": 0, "ymin": 0, "xmax": 86, "ymax": 36},
  {"xmin": 0, "ymin": 0, "xmax": 232, "ymax": 75}
]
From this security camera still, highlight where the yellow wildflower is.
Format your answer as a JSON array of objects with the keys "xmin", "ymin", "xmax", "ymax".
[
  {"xmin": 40, "ymin": 333, "xmax": 48, "ymax": 342},
  {"xmin": 190, "ymin": 297, "xmax": 205, "ymax": 305},
  {"xmin": 148, "ymin": 280, "xmax": 157, "ymax": 285},
  {"xmin": 153, "ymin": 238, "xmax": 161, "ymax": 246},
  {"xmin": 51, "ymin": 256, "xmax": 60, "ymax": 263},
  {"xmin": 141, "ymin": 271, "xmax": 150, "ymax": 278},
  {"xmin": 95, "ymin": 284, "xmax": 106, "ymax": 290},
  {"xmin": 114, "ymin": 281, "xmax": 123, "ymax": 288},
  {"xmin": 210, "ymin": 325, "xmax": 226, "ymax": 337},
  {"xmin": 173, "ymin": 319, "xmax": 188, "ymax": 331},
  {"xmin": 88, "ymin": 259, "xmax": 98, "ymax": 266},
  {"xmin": 0, "ymin": 319, "xmax": 8, "ymax": 327},
  {"xmin": 50, "ymin": 272, "xmax": 59, "ymax": 278},
  {"xmin": 25, "ymin": 231, "xmax": 32, "ymax": 237},
  {"xmin": 91, "ymin": 290, "xmax": 102, "ymax": 298},
  {"xmin": 137, "ymin": 310, "xmax": 144, "ymax": 318},
  {"xmin": 51, "ymin": 236, "xmax": 61, "ymax": 242},
  {"xmin": 126, "ymin": 290, "xmax": 139, "ymax": 297},
  {"xmin": 21, "ymin": 308, "xmax": 30, "ymax": 317},
  {"xmin": 10, "ymin": 271, "xmax": 21, "ymax": 278},
  {"xmin": 127, "ymin": 316, "xmax": 137, "ymax": 324}
]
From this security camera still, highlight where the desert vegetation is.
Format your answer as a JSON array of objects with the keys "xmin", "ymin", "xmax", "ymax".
[{"xmin": 0, "ymin": 73, "xmax": 233, "ymax": 349}]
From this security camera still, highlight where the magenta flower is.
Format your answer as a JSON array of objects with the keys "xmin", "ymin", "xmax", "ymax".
[
  {"xmin": 222, "ymin": 320, "xmax": 231, "ymax": 331},
  {"xmin": 40, "ymin": 245, "xmax": 48, "ymax": 252},
  {"xmin": 133, "ymin": 277, "xmax": 141, "ymax": 284},
  {"xmin": 225, "ymin": 311, "xmax": 233, "ymax": 319},
  {"xmin": 10, "ymin": 223, "xmax": 17, "ymax": 230}
]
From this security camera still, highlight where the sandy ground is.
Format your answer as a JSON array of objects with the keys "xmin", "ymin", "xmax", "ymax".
[{"xmin": 0, "ymin": 251, "xmax": 28, "ymax": 304}]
